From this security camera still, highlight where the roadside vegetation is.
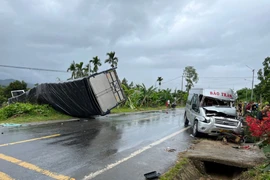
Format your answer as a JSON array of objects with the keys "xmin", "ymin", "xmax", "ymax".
[
  {"xmin": 239, "ymin": 163, "xmax": 270, "ymax": 180},
  {"xmin": 0, "ymin": 103, "xmax": 70, "ymax": 124},
  {"xmin": 160, "ymin": 158, "xmax": 188, "ymax": 180},
  {"xmin": 118, "ymin": 66, "xmax": 198, "ymax": 110},
  {"xmin": 237, "ymin": 57, "xmax": 270, "ymax": 104},
  {"xmin": 0, "ymin": 51, "xmax": 200, "ymax": 122},
  {"xmin": 111, "ymin": 106, "xmax": 168, "ymax": 114}
]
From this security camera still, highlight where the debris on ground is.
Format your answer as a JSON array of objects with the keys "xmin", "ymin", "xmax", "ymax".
[
  {"xmin": 166, "ymin": 147, "xmax": 176, "ymax": 152},
  {"xmin": 144, "ymin": 171, "xmax": 161, "ymax": 179},
  {"xmin": 218, "ymin": 131, "xmax": 244, "ymax": 144},
  {"xmin": 221, "ymin": 137, "xmax": 228, "ymax": 145},
  {"xmin": 232, "ymin": 145, "xmax": 251, "ymax": 150},
  {"xmin": 0, "ymin": 123, "xmax": 22, "ymax": 127}
]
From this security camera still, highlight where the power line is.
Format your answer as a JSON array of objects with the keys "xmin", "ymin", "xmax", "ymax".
[
  {"xmin": 162, "ymin": 76, "xmax": 258, "ymax": 84},
  {"xmin": 0, "ymin": 64, "xmax": 68, "ymax": 73}
]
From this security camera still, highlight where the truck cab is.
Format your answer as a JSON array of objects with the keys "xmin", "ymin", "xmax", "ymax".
[{"xmin": 184, "ymin": 88, "xmax": 241, "ymax": 137}]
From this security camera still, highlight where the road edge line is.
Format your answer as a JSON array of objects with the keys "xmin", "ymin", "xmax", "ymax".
[{"xmin": 83, "ymin": 126, "xmax": 190, "ymax": 180}]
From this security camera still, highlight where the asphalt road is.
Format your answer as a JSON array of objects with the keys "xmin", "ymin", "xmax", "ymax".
[{"xmin": 0, "ymin": 108, "xmax": 193, "ymax": 180}]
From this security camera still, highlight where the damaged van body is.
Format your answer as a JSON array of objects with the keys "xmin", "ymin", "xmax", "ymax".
[{"xmin": 184, "ymin": 88, "xmax": 241, "ymax": 137}]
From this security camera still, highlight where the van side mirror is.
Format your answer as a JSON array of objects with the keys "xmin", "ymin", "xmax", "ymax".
[{"xmin": 192, "ymin": 104, "xmax": 198, "ymax": 110}]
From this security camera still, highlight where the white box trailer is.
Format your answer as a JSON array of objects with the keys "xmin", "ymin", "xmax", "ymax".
[{"xmin": 8, "ymin": 68, "xmax": 126, "ymax": 117}]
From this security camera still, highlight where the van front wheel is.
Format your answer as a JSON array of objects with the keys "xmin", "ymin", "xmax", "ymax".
[
  {"xmin": 193, "ymin": 121, "xmax": 200, "ymax": 137},
  {"xmin": 184, "ymin": 112, "xmax": 189, "ymax": 127}
]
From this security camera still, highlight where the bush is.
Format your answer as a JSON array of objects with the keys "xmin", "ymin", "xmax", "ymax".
[
  {"xmin": 0, "ymin": 103, "xmax": 57, "ymax": 120},
  {"xmin": 246, "ymin": 115, "xmax": 270, "ymax": 143}
]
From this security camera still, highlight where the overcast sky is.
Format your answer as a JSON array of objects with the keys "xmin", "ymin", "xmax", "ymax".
[{"xmin": 1, "ymin": 0, "xmax": 269, "ymax": 90}]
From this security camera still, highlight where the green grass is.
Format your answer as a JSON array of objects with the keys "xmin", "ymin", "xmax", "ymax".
[
  {"xmin": 239, "ymin": 163, "xmax": 270, "ymax": 180},
  {"xmin": 0, "ymin": 104, "xmax": 179, "ymax": 124},
  {"xmin": 0, "ymin": 113, "xmax": 71, "ymax": 124},
  {"xmin": 111, "ymin": 106, "xmax": 171, "ymax": 114},
  {"xmin": 0, "ymin": 103, "xmax": 72, "ymax": 124},
  {"xmin": 159, "ymin": 158, "xmax": 188, "ymax": 180}
]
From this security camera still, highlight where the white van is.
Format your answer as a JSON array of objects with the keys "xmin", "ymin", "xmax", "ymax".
[{"xmin": 184, "ymin": 88, "xmax": 242, "ymax": 137}]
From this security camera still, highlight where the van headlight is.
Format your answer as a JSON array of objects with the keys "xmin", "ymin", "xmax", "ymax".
[{"xmin": 203, "ymin": 117, "xmax": 211, "ymax": 123}]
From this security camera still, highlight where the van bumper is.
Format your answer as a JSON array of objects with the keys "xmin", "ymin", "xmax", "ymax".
[{"xmin": 197, "ymin": 120, "xmax": 242, "ymax": 135}]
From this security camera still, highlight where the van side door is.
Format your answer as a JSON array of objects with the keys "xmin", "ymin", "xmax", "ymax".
[
  {"xmin": 185, "ymin": 93, "xmax": 193, "ymax": 121},
  {"xmin": 189, "ymin": 94, "xmax": 200, "ymax": 125}
]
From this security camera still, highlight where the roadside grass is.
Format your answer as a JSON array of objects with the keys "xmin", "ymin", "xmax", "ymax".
[
  {"xmin": 0, "ymin": 103, "xmax": 71, "ymax": 124},
  {"xmin": 0, "ymin": 103, "xmax": 181, "ymax": 124},
  {"xmin": 111, "ymin": 106, "xmax": 172, "ymax": 113},
  {"xmin": 242, "ymin": 144, "xmax": 270, "ymax": 180},
  {"xmin": 239, "ymin": 163, "xmax": 270, "ymax": 180},
  {"xmin": 159, "ymin": 157, "xmax": 188, "ymax": 180},
  {"xmin": 0, "ymin": 113, "xmax": 71, "ymax": 124}
]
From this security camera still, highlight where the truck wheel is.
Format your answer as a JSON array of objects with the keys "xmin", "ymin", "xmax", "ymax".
[
  {"xmin": 184, "ymin": 112, "xmax": 189, "ymax": 127},
  {"xmin": 193, "ymin": 121, "xmax": 200, "ymax": 137}
]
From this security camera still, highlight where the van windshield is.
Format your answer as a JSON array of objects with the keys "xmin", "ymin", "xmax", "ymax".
[{"xmin": 201, "ymin": 97, "xmax": 232, "ymax": 107}]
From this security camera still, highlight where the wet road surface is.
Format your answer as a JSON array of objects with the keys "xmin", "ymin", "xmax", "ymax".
[{"xmin": 0, "ymin": 108, "xmax": 193, "ymax": 180}]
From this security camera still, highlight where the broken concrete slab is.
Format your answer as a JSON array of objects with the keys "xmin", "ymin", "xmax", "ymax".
[{"xmin": 185, "ymin": 140, "xmax": 266, "ymax": 168}]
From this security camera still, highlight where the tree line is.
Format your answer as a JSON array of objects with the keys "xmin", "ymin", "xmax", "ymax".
[
  {"xmin": 237, "ymin": 57, "xmax": 270, "ymax": 104},
  {"xmin": 65, "ymin": 51, "xmax": 199, "ymax": 108},
  {"xmin": 121, "ymin": 78, "xmax": 188, "ymax": 108},
  {"xmin": 120, "ymin": 66, "xmax": 199, "ymax": 108},
  {"xmin": 67, "ymin": 51, "xmax": 118, "ymax": 80},
  {"xmin": 0, "ymin": 51, "xmax": 200, "ymax": 109}
]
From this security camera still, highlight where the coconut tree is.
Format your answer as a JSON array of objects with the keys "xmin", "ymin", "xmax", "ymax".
[
  {"xmin": 105, "ymin": 51, "xmax": 118, "ymax": 68},
  {"xmin": 75, "ymin": 62, "xmax": 84, "ymax": 78},
  {"xmin": 157, "ymin": 77, "xmax": 163, "ymax": 89},
  {"xmin": 67, "ymin": 61, "xmax": 76, "ymax": 80},
  {"xmin": 90, "ymin": 56, "xmax": 102, "ymax": 73}
]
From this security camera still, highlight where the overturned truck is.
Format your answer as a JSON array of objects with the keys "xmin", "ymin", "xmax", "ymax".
[{"xmin": 8, "ymin": 69, "xmax": 126, "ymax": 117}]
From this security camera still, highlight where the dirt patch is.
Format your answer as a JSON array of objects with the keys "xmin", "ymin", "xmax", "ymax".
[{"xmin": 171, "ymin": 140, "xmax": 267, "ymax": 180}]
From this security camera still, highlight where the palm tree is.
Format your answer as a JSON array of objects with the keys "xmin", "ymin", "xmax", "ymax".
[
  {"xmin": 90, "ymin": 56, "xmax": 102, "ymax": 73},
  {"xmin": 105, "ymin": 51, "xmax": 118, "ymax": 68},
  {"xmin": 67, "ymin": 61, "xmax": 76, "ymax": 80},
  {"xmin": 157, "ymin": 77, "xmax": 163, "ymax": 89},
  {"xmin": 75, "ymin": 62, "xmax": 84, "ymax": 78}
]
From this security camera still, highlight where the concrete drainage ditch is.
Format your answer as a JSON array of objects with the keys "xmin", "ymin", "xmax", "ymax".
[
  {"xmin": 175, "ymin": 140, "xmax": 266, "ymax": 180},
  {"xmin": 202, "ymin": 161, "xmax": 247, "ymax": 179}
]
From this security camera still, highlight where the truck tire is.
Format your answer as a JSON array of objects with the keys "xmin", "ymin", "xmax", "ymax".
[{"xmin": 184, "ymin": 112, "xmax": 189, "ymax": 127}]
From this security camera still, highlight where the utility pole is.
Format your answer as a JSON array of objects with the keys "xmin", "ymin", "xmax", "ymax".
[
  {"xmin": 246, "ymin": 65, "xmax": 255, "ymax": 101},
  {"xmin": 246, "ymin": 88, "xmax": 247, "ymax": 102},
  {"xmin": 181, "ymin": 71, "xmax": 185, "ymax": 91},
  {"xmin": 251, "ymin": 69, "xmax": 254, "ymax": 101}
]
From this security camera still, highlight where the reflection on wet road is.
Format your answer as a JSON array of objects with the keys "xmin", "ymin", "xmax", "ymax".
[{"xmin": 0, "ymin": 108, "xmax": 193, "ymax": 180}]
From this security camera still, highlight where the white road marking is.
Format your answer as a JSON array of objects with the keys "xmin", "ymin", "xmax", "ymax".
[{"xmin": 83, "ymin": 126, "xmax": 190, "ymax": 180}]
